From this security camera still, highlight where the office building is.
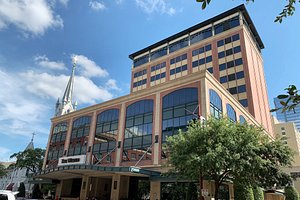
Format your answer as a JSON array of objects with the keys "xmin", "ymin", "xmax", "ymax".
[
  {"xmin": 36, "ymin": 4, "xmax": 274, "ymax": 200},
  {"xmin": 274, "ymin": 97, "xmax": 300, "ymax": 131}
]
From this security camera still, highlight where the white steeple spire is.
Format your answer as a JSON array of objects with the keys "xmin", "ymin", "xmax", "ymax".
[{"xmin": 55, "ymin": 56, "xmax": 78, "ymax": 116}]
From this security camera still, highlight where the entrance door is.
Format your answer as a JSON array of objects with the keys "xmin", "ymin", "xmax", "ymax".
[{"xmin": 87, "ymin": 177, "xmax": 112, "ymax": 200}]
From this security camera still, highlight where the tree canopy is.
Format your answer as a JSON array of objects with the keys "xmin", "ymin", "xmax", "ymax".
[
  {"xmin": 271, "ymin": 85, "xmax": 300, "ymax": 113},
  {"xmin": 10, "ymin": 148, "xmax": 45, "ymax": 174},
  {"xmin": 0, "ymin": 163, "xmax": 7, "ymax": 177},
  {"xmin": 166, "ymin": 117, "xmax": 293, "ymax": 199},
  {"xmin": 196, "ymin": 0, "xmax": 298, "ymax": 23}
]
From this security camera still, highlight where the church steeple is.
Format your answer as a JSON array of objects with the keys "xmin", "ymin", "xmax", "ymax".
[{"xmin": 55, "ymin": 57, "xmax": 78, "ymax": 116}]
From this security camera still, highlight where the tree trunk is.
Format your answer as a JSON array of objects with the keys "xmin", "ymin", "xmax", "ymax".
[
  {"xmin": 199, "ymin": 173, "xmax": 204, "ymax": 200},
  {"xmin": 214, "ymin": 181, "xmax": 220, "ymax": 200}
]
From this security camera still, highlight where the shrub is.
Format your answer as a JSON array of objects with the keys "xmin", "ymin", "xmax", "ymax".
[
  {"xmin": 285, "ymin": 186, "xmax": 299, "ymax": 200},
  {"xmin": 252, "ymin": 186, "xmax": 264, "ymax": 200},
  {"xmin": 234, "ymin": 182, "xmax": 254, "ymax": 200}
]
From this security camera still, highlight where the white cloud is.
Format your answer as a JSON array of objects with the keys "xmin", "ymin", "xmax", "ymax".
[
  {"xmin": 0, "ymin": 70, "xmax": 49, "ymax": 137},
  {"xmin": 106, "ymin": 79, "xmax": 121, "ymax": 91},
  {"xmin": 20, "ymin": 70, "xmax": 113, "ymax": 104},
  {"xmin": 0, "ymin": 0, "xmax": 63, "ymax": 35},
  {"xmin": 73, "ymin": 54, "xmax": 108, "ymax": 78},
  {"xmin": 34, "ymin": 55, "xmax": 66, "ymax": 70},
  {"xmin": 135, "ymin": 0, "xmax": 176, "ymax": 15},
  {"xmin": 89, "ymin": 1, "xmax": 106, "ymax": 11}
]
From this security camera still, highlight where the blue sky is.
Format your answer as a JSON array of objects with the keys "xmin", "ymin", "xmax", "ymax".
[{"xmin": 0, "ymin": 0, "xmax": 299, "ymax": 161}]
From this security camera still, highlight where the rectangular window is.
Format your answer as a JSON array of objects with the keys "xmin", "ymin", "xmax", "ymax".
[
  {"xmin": 199, "ymin": 58, "xmax": 205, "ymax": 65},
  {"xmin": 225, "ymin": 49, "xmax": 233, "ymax": 56},
  {"xmin": 133, "ymin": 54, "xmax": 149, "ymax": 68},
  {"xmin": 239, "ymin": 99, "xmax": 248, "ymax": 107},
  {"xmin": 227, "ymin": 61, "xmax": 234, "ymax": 68},
  {"xmin": 182, "ymin": 64, "xmax": 188, "ymax": 71},
  {"xmin": 225, "ymin": 37, "xmax": 232, "ymax": 44},
  {"xmin": 228, "ymin": 74, "xmax": 236, "ymax": 81},
  {"xmin": 235, "ymin": 58, "xmax": 243, "ymax": 66},
  {"xmin": 161, "ymin": 72, "xmax": 166, "ymax": 78},
  {"xmin": 233, "ymin": 46, "xmax": 241, "ymax": 53},
  {"xmin": 190, "ymin": 28, "xmax": 212, "ymax": 44},
  {"xmin": 192, "ymin": 60, "xmax": 198, "ymax": 68},
  {"xmin": 217, "ymin": 40, "xmax": 224, "ymax": 47},
  {"xmin": 205, "ymin": 44, "xmax": 212, "ymax": 51},
  {"xmin": 220, "ymin": 76, "xmax": 227, "ymax": 83},
  {"xmin": 206, "ymin": 56, "xmax": 212, "ymax": 63},
  {"xmin": 170, "ymin": 69, "xmax": 175, "ymax": 75},
  {"xmin": 169, "ymin": 37, "xmax": 189, "ymax": 53},
  {"xmin": 236, "ymin": 71, "xmax": 244, "ymax": 79},
  {"xmin": 192, "ymin": 49, "xmax": 199, "ymax": 56},
  {"xmin": 219, "ymin": 63, "xmax": 226, "ymax": 71},
  {"xmin": 229, "ymin": 87, "xmax": 237, "ymax": 94},
  {"xmin": 237, "ymin": 85, "xmax": 246, "ymax": 93},
  {"xmin": 150, "ymin": 47, "xmax": 167, "ymax": 61},
  {"xmin": 218, "ymin": 52, "xmax": 225, "ymax": 59},
  {"xmin": 232, "ymin": 34, "xmax": 240, "ymax": 41}
]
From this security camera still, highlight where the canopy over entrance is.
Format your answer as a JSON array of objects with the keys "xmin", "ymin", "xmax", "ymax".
[{"xmin": 34, "ymin": 164, "xmax": 161, "ymax": 180}]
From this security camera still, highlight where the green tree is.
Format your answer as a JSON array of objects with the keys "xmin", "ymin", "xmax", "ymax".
[
  {"xmin": 285, "ymin": 186, "xmax": 299, "ymax": 200},
  {"xmin": 17, "ymin": 182, "xmax": 26, "ymax": 197},
  {"xmin": 252, "ymin": 186, "xmax": 264, "ymax": 200},
  {"xmin": 271, "ymin": 85, "xmax": 300, "ymax": 113},
  {"xmin": 196, "ymin": 0, "xmax": 298, "ymax": 23},
  {"xmin": 166, "ymin": 117, "xmax": 293, "ymax": 199},
  {"xmin": 0, "ymin": 163, "xmax": 7, "ymax": 177},
  {"xmin": 234, "ymin": 182, "xmax": 254, "ymax": 200},
  {"xmin": 10, "ymin": 148, "xmax": 45, "ymax": 174}
]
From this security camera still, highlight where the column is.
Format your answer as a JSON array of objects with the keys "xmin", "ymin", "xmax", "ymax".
[
  {"xmin": 63, "ymin": 117, "xmax": 74, "ymax": 156},
  {"xmin": 153, "ymin": 92, "xmax": 161, "ymax": 165},
  {"xmin": 110, "ymin": 175, "xmax": 121, "ymax": 200},
  {"xmin": 80, "ymin": 176, "xmax": 89, "ymax": 200},
  {"xmin": 42, "ymin": 124, "xmax": 54, "ymax": 170},
  {"xmin": 86, "ymin": 111, "xmax": 97, "ymax": 164},
  {"xmin": 200, "ymin": 79, "xmax": 208, "ymax": 118},
  {"xmin": 55, "ymin": 180, "xmax": 63, "ymax": 199},
  {"xmin": 115, "ymin": 103, "xmax": 126, "ymax": 166},
  {"xmin": 150, "ymin": 182, "xmax": 161, "ymax": 200}
]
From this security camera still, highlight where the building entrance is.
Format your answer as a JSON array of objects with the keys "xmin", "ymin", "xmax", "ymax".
[{"xmin": 87, "ymin": 177, "xmax": 112, "ymax": 200}]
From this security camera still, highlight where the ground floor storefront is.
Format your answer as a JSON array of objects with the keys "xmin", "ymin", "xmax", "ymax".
[{"xmin": 35, "ymin": 164, "xmax": 237, "ymax": 200}]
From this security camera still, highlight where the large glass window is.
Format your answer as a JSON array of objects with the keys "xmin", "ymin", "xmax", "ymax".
[
  {"xmin": 162, "ymin": 88, "xmax": 199, "ymax": 158},
  {"xmin": 209, "ymin": 89, "xmax": 222, "ymax": 119},
  {"xmin": 51, "ymin": 122, "xmax": 68, "ymax": 143},
  {"xmin": 68, "ymin": 116, "xmax": 91, "ymax": 156},
  {"xmin": 190, "ymin": 27, "xmax": 212, "ymax": 44},
  {"xmin": 226, "ymin": 104, "xmax": 237, "ymax": 122},
  {"xmin": 214, "ymin": 16, "xmax": 240, "ymax": 35},
  {"xmin": 169, "ymin": 37, "xmax": 189, "ymax": 53},
  {"xmin": 93, "ymin": 109, "xmax": 119, "ymax": 164},
  {"xmin": 123, "ymin": 100, "xmax": 153, "ymax": 162},
  {"xmin": 150, "ymin": 47, "xmax": 167, "ymax": 61},
  {"xmin": 133, "ymin": 54, "xmax": 149, "ymax": 68}
]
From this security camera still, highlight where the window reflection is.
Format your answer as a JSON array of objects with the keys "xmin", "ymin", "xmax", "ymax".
[
  {"xmin": 68, "ymin": 116, "xmax": 91, "ymax": 156},
  {"xmin": 93, "ymin": 109, "xmax": 119, "ymax": 164},
  {"xmin": 161, "ymin": 88, "xmax": 198, "ymax": 158},
  {"xmin": 123, "ymin": 100, "xmax": 153, "ymax": 162}
]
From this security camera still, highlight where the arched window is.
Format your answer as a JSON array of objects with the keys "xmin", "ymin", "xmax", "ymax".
[
  {"xmin": 93, "ymin": 109, "xmax": 119, "ymax": 164},
  {"xmin": 162, "ymin": 88, "xmax": 199, "ymax": 157},
  {"xmin": 123, "ymin": 100, "xmax": 154, "ymax": 162},
  {"xmin": 226, "ymin": 104, "xmax": 237, "ymax": 122},
  {"xmin": 68, "ymin": 116, "xmax": 91, "ymax": 156},
  {"xmin": 209, "ymin": 89, "xmax": 222, "ymax": 119},
  {"xmin": 48, "ymin": 122, "xmax": 67, "ymax": 162},
  {"xmin": 239, "ymin": 115, "xmax": 246, "ymax": 124}
]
